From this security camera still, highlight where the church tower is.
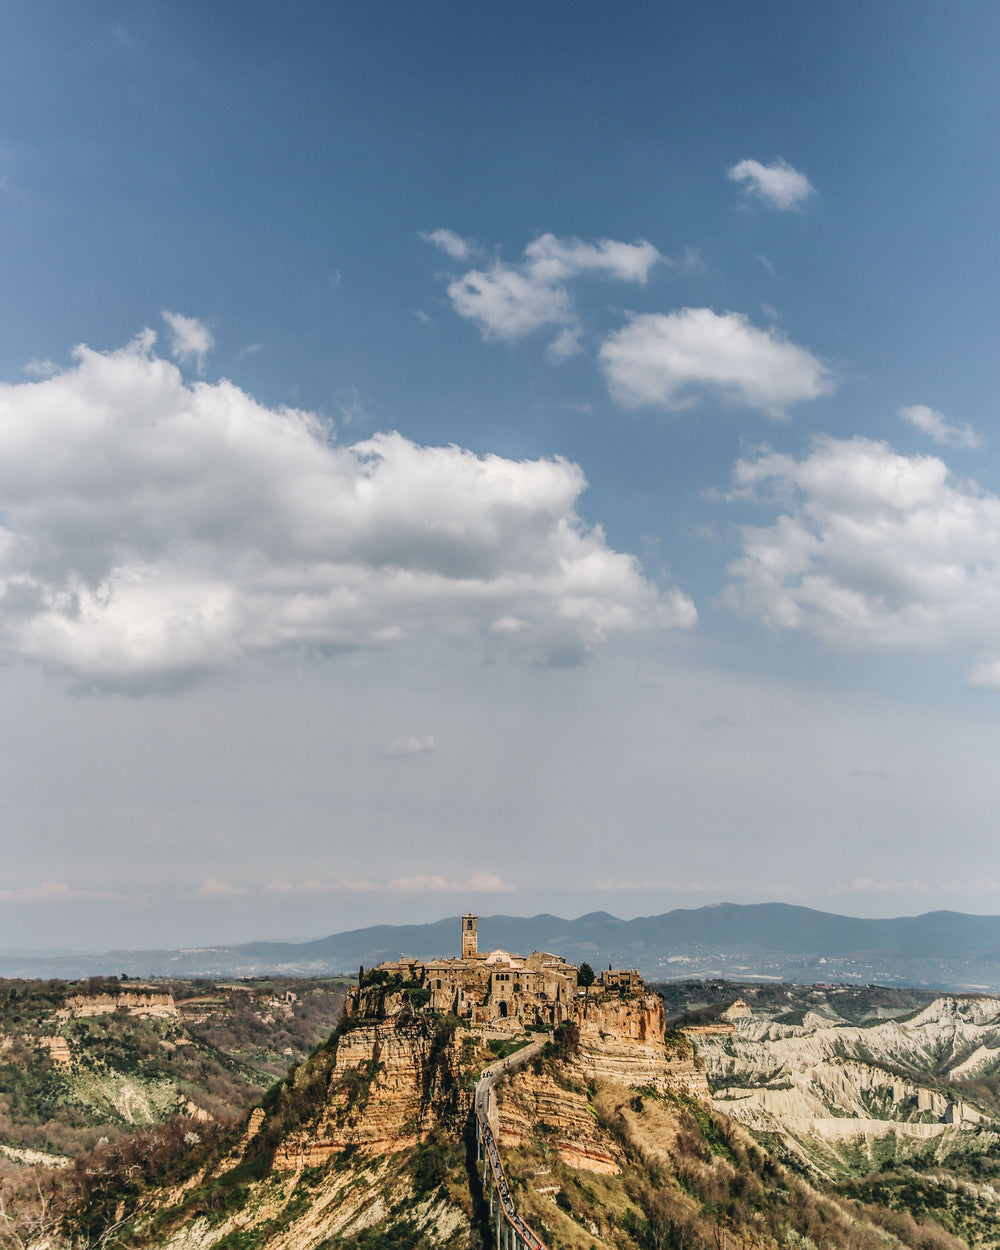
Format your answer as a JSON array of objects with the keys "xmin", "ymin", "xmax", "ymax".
[{"xmin": 461, "ymin": 913, "xmax": 477, "ymax": 960}]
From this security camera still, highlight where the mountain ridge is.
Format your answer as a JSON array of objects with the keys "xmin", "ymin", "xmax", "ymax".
[{"xmin": 7, "ymin": 902, "xmax": 1000, "ymax": 988}]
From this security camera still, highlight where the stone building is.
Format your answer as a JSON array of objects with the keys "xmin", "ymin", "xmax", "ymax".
[
  {"xmin": 355, "ymin": 913, "xmax": 648, "ymax": 1033},
  {"xmin": 596, "ymin": 969, "xmax": 644, "ymax": 996},
  {"xmin": 368, "ymin": 913, "xmax": 583, "ymax": 1030}
]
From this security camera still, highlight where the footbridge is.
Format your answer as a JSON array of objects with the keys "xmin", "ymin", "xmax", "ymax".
[{"xmin": 474, "ymin": 1037, "xmax": 549, "ymax": 1250}]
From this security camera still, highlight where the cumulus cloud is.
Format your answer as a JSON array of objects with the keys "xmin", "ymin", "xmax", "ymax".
[
  {"xmin": 161, "ymin": 310, "xmax": 213, "ymax": 372},
  {"xmin": 900, "ymin": 403, "xmax": 982, "ymax": 449},
  {"xmin": 0, "ymin": 331, "xmax": 693, "ymax": 693},
  {"xmin": 724, "ymin": 435, "xmax": 1000, "ymax": 685},
  {"xmin": 438, "ymin": 231, "xmax": 664, "ymax": 352},
  {"xmin": 728, "ymin": 158, "xmax": 814, "ymax": 210},
  {"xmin": 421, "ymin": 228, "xmax": 475, "ymax": 261},
  {"xmin": 600, "ymin": 308, "xmax": 831, "ymax": 417}
]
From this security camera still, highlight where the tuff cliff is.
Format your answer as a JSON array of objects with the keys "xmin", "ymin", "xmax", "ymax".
[
  {"xmin": 101, "ymin": 1011, "xmax": 489, "ymax": 1249},
  {"xmin": 494, "ymin": 998, "xmax": 708, "ymax": 1178},
  {"xmin": 274, "ymin": 1014, "xmax": 480, "ymax": 1167},
  {"xmin": 576, "ymin": 991, "xmax": 709, "ymax": 1099},
  {"xmin": 57, "ymin": 991, "xmax": 177, "ymax": 1020}
]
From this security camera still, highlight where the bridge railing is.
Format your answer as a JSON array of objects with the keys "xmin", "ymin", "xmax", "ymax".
[{"xmin": 475, "ymin": 1052, "xmax": 548, "ymax": 1250}]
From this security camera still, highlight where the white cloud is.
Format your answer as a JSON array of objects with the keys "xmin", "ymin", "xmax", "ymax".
[
  {"xmin": 546, "ymin": 326, "xmax": 584, "ymax": 362},
  {"xmin": 682, "ymin": 247, "xmax": 704, "ymax": 273},
  {"xmin": 0, "ymin": 881, "xmax": 122, "ymax": 903},
  {"xmin": 828, "ymin": 877, "xmax": 930, "ymax": 894},
  {"xmin": 197, "ymin": 878, "xmax": 246, "ymax": 897},
  {"xmin": 385, "ymin": 734, "xmax": 435, "ymax": 757},
  {"xmin": 386, "ymin": 871, "xmax": 513, "ymax": 894},
  {"xmin": 724, "ymin": 435, "xmax": 1000, "ymax": 684},
  {"xmin": 0, "ymin": 331, "xmax": 693, "ymax": 693},
  {"xmin": 161, "ymin": 310, "xmax": 213, "ymax": 373},
  {"xmin": 23, "ymin": 358, "xmax": 59, "ymax": 379},
  {"xmin": 966, "ymin": 659, "xmax": 1000, "ymax": 689},
  {"xmin": 441, "ymin": 232, "xmax": 664, "ymax": 352},
  {"xmin": 263, "ymin": 871, "xmax": 512, "ymax": 894},
  {"xmin": 522, "ymin": 233, "xmax": 662, "ymax": 284},
  {"xmin": 600, "ymin": 308, "xmax": 831, "ymax": 418},
  {"xmin": 728, "ymin": 158, "xmax": 814, "ymax": 210},
  {"xmin": 900, "ymin": 403, "xmax": 982, "ymax": 449},
  {"xmin": 238, "ymin": 342, "xmax": 265, "ymax": 359},
  {"xmin": 448, "ymin": 263, "xmax": 571, "ymax": 340},
  {"xmin": 421, "ymin": 228, "xmax": 475, "ymax": 261}
]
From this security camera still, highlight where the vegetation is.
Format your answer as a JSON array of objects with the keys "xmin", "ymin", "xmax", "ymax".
[
  {"xmin": 0, "ymin": 976, "xmax": 348, "ymax": 1166},
  {"xmin": 543, "ymin": 1020, "xmax": 580, "ymax": 1063},
  {"xmin": 501, "ymin": 1047, "xmax": 972, "ymax": 1250}
]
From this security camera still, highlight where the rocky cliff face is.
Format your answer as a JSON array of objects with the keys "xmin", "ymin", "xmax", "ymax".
[
  {"xmin": 576, "ymin": 992, "xmax": 709, "ymax": 1100},
  {"xmin": 57, "ymin": 991, "xmax": 177, "ymax": 1020},
  {"xmin": 492, "ymin": 996, "xmax": 708, "ymax": 1178},
  {"xmin": 274, "ymin": 1015, "xmax": 478, "ymax": 1167},
  {"xmin": 496, "ymin": 1058, "xmax": 623, "ymax": 1175}
]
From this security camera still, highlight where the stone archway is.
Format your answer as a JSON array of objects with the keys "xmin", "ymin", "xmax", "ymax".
[{"xmin": 499, "ymin": 1001, "xmax": 508, "ymax": 1018}]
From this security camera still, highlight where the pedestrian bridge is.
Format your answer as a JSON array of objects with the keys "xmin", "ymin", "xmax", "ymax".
[{"xmin": 474, "ymin": 1038, "xmax": 549, "ymax": 1250}]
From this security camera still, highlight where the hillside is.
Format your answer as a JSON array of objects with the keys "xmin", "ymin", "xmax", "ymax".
[
  {"xmin": 10, "ymin": 904, "xmax": 1000, "ymax": 989},
  {"xmin": 0, "ymin": 975, "xmax": 348, "ymax": 1170},
  {"xmin": 17, "ymin": 971, "xmax": 989, "ymax": 1250},
  {"xmin": 674, "ymin": 982, "xmax": 1000, "ymax": 1243}
]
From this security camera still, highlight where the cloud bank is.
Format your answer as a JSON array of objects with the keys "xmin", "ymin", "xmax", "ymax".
[
  {"xmin": 600, "ymin": 308, "xmax": 831, "ymax": 417},
  {"xmin": 724, "ymin": 435, "xmax": 1000, "ymax": 684},
  {"xmin": 263, "ymin": 872, "xmax": 513, "ymax": 895},
  {"xmin": 0, "ymin": 332, "xmax": 694, "ymax": 692},
  {"xmin": 727, "ymin": 158, "xmax": 815, "ymax": 210}
]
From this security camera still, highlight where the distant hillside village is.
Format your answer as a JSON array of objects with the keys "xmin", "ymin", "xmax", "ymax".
[{"xmin": 348, "ymin": 912, "xmax": 644, "ymax": 1031}]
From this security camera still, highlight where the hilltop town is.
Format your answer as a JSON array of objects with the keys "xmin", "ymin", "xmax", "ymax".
[
  {"xmin": 12, "ymin": 924, "xmax": 1000, "ymax": 1248},
  {"xmin": 348, "ymin": 912, "xmax": 646, "ymax": 1032}
]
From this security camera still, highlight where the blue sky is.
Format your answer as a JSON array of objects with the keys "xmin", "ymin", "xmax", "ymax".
[{"xmin": 2, "ymin": 2, "xmax": 1000, "ymax": 949}]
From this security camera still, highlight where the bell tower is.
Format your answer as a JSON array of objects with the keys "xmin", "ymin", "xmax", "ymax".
[{"xmin": 461, "ymin": 913, "xmax": 478, "ymax": 960}]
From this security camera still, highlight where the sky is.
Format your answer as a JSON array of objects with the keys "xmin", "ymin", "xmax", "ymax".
[{"xmin": 2, "ymin": 1, "xmax": 1000, "ymax": 950}]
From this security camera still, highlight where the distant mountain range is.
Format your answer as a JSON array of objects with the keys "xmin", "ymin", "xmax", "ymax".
[{"xmin": 6, "ymin": 903, "xmax": 1000, "ymax": 990}]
